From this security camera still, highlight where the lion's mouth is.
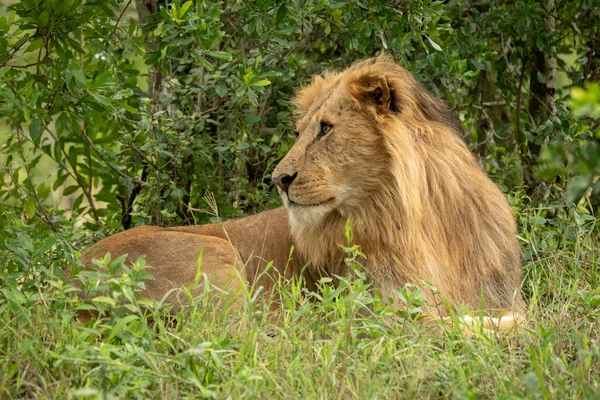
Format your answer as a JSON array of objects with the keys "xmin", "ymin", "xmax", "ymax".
[{"xmin": 288, "ymin": 197, "xmax": 335, "ymax": 207}]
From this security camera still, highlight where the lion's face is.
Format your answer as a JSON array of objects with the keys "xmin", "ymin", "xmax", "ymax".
[
  {"xmin": 272, "ymin": 64, "xmax": 399, "ymax": 227},
  {"xmin": 272, "ymin": 57, "xmax": 455, "ymax": 227}
]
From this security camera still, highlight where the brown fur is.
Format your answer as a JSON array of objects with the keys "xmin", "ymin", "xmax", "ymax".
[
  {"xmin": 76, "ymin": 208, "xmax": 301, "ymax": 314},
  {"xmin": 76, "ymin": 227, "xmax": 245, "ymax": 315},
  {"xmin": 77, "ymin": 56, "xmax": 524, "ymax": 322}
]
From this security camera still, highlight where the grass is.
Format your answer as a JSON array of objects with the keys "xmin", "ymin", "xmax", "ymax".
[{"xmin": 1, "ymin": 201, "xmax": 599, "ymax": 399}]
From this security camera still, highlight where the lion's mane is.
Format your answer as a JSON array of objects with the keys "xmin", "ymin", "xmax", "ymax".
[{"xmin": 277, "ymin": 56, "xmax": 524, "ymax": 314}]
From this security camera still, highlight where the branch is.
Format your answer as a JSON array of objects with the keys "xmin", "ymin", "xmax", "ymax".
[
  {"xmin": 79, "ymin": 127, "xmax": 146, "ymax": 186},
  {"xmin": 118, "ymin": 164, "xmax": 148, "ymax": 230},
  {"xmin": 112, "ymin": 0, "xmax": 134, "ymax": 38},
  {"xmin": 0, "ymin": 36, "xmax": 31, "ymax": 67},
  {"xmin": 515, "ymin": 56, "xmax": 527, "ymax": 154},
  {"xmin": 42, "ymin": 121, "xmax": 100, "ymax": 224},
  {"xmin": 14, "ymin": 125, "xmax": 57, "ymax": 232}
]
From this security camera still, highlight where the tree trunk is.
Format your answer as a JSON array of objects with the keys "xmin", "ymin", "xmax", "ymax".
[
  {"xmin": 528, "ymin": 0, "xmax": 557, "ymax": 129},
  {"xmin": 135, "ymin": 0, "xmax": 165, "ymax": 226},
  {"xmin": 135, "ymin": 0, "xmax": 161, "ymax": 107},
  {"xmin": 525, "ymin": 0, "xmax": 557, "ymax": 196}
]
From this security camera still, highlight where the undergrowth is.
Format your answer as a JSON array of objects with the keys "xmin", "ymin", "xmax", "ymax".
[{"xmin": 1, "ymin": 201, "xmax": 599, "ymax": 399}]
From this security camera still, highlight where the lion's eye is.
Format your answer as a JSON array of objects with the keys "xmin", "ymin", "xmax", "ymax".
[
  {"xmin": 292, "ymin": 131, "xmax": 300, "ymax": 139},
  {"xmin": 318, "ymin": 122, "xmax": 333, "ymax": 140}
]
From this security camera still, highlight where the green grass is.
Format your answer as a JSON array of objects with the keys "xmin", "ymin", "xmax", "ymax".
[{"xmin": 1, "ymin": 202, "xmax": 599, "ymax": 399}]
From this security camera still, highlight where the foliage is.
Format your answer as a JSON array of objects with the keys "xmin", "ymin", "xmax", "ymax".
[
  {"xmin": 541, "ymin": 83, "xmax": 600, "ymax": 205},
  {"xmin": 0, "ymin": 0, "xmax": 450, "ymax": 231},
  {"xmin": 0, "ymin": 0, "xmax": 598, "ymax": 231}
]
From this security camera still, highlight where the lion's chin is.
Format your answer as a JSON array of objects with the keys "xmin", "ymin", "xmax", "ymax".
[
  {"xmin": 281, "ymin": 195, "xmax": 332, "ymax": 227},
  {"xmin": 287, "ymin": 204, "xmax": 331, "ymax": 228}
]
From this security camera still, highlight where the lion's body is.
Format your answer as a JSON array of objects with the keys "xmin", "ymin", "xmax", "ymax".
[
  {"xmin": 79, "ymin": 226, "xmax": 245, "ymax": 309},
  {"xmin": 80, "ymin": 208, "xmax": 304, "ymax": 309},
  {"xmin": 77, "ymin": 56, "xmax": 524, "ymax": 319}
]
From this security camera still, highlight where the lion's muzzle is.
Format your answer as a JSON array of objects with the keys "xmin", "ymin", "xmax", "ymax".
[{"xmin": 273, "ymin": 171, "xmax": 298, "ymax": 195}]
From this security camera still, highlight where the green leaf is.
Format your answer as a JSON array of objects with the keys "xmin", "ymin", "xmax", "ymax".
[
  {"xmin": 566, "ymin": 176, "xmax": 592, "ymax": 204},
  {"xmin": 72, "ymin": 193, "xmax": 84, "ymax": 210},
  {"xmin": 208, "ymin": 51, "xmax": 232, "ymax": 61},
  {"xmin": 117, "ymin": 102, "xmax": 138, "ymax": 114},
  {"xmin": 67, "ymin": 60, "xmax": 87, "ymax": 88},
  {"xmin": 33, "ymin": 236, "xmax": 57, "ymax": 257},
  {"xmin": 37, "ymin": 182, "xmax": 51, "ymax": 200},
  {"xmin": 215, "ymin": 83, "xmax": 228, "ymax": 97},
  {"xmin": 37, "ymin": 11, "xmax": 49, "ymax": 31},
  {"xmin": 90, "ymin": 93, "xmax": 112, "ymax": 108},
  {"xmin": 24, "ymin": 199, "xmax": 36, "ymax": 219},
  {"xmin": 29, "ymin": 117, "xmax": 42, "ymax": 141},
  {"xmin": 194, "ymin": 247, "xmax": 204, "ymax": 286},
  {"xmin": 196, "ymin": 56, "xmax": 214, "ymax": 72},
  {"xmin": 469, "ymin": 58, "xmax": 485, "ymax": 70},
  {"xmin": 107, "ymin": 315, "xmax": 139, "ymax": 342},
  {"xmin": 92, "ymin": 296, "xmax": 116, "ymax": 306},
  {"xmin": 169, "ymin": 3, "xmax": 179, "ymax": 21},
  {"xmin": 95, "ymin": 192, "xmax": 115, "ymax": 202},
  {"xmin": 63, "ymin": 185, "xmax": 79, "ymax": 196},
  {"xmin": 251, "ymin": 79, "xmax": 271, "ymax": 87},
  {"xmin": 427, "ymin": 37, "xmax": 443, "ymax": 52},
  {"xmin": 244, "ymin": 113, "xmax": 261, "ymax": 125},
  {"xmin": 52, "ymin": 174, "xmax": 67, "ymax": 191},
  {"xmin": 92, "ymin": 70, "xmax": 114, "ymax": 89},
  {"xmin": 276, "ymin": 4, "xmax": 287, "ymax": 24},
  {"xmin": 179, "ymin": 1, "xmax": 193, "ymax": 18},
  {"xmin": 145, "ymin": 51, "xmax": 161, "ymax": 65},
  {"xmin": 25, "ymin": 38, "xmax": 42, "ymax": 53},
  {"xmin": 532, "ymin": 216, "xmax": 547, "ymax": 226}
]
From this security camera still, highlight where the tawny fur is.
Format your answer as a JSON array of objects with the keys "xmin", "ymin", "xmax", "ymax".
[
  {"xmin": 77, "ymin": 227, "xmax": 246, "ymax": 311},
  {"xmin": 76, "ymin": 56, "xmax": 524, "ymax": 321}
]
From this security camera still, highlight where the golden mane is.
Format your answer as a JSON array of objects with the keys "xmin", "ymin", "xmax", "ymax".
[{"xmin": 277, "ymin": 55, "xmax": 524, "ymax": 315}]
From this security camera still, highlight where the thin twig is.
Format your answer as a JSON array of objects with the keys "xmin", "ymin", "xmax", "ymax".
[
  {"xmin": 14, "ymin": 124, "xmax": 57, "ymax": 232},
  {"xmin": 9, "ymin": 125, "xmax": 78, "ymax": 183},
  {"xmin": 112, "ymin": 0, "xmax": 134, "ymax": 38},
  {"xmin": 82, "ymin": 123, "xmax": 99, "ymax": 223},
  {"xmin": 42, "ymin": 120, "xmax": 100, "ymax": 224},
  {"xmin": 79, "ymin": 126, "xmax": 146, "ymax": 185},
  {"xmin": 515, "ymin": 55, "xmax": 527, "ymax": 153},
  {"xmin": 0, "ymin": 37, "xmax": 30, "ymax": 67},
  {"xmin": 8, "ymin": 62, "xmax": 42, "ymax": 69}
]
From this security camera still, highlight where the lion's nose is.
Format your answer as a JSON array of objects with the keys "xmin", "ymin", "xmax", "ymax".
[{"xmin": 274, "ymin": 172, "xmax": 298, "ymax": 194}]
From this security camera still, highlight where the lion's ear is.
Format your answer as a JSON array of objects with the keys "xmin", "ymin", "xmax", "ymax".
[{"xmin": 349, "ymin": 73, "xmax": 399, "ymax": 114}]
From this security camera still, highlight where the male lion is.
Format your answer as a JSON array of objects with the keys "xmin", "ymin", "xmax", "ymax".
[{"xmin": 78, "ymin": 56, "xmax": 524, "ymax": 327}]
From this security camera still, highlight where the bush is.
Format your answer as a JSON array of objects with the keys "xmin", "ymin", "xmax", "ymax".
[{"xmin": 2, "ymin": 0, "xmax": 596, "ymax": 234}]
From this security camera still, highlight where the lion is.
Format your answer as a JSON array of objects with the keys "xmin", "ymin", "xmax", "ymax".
[{"xmin": 76, "ymin": 56, "xmax": 524, "ymax": 328}]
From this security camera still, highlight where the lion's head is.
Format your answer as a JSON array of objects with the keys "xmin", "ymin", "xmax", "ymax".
[
  {"xmin": 273, "ymin": 56, "xmax": 457, "ymax": 230},
  {"xmin": 272, "ymin": 56, "xmax": 524, "ymax": 314}
]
